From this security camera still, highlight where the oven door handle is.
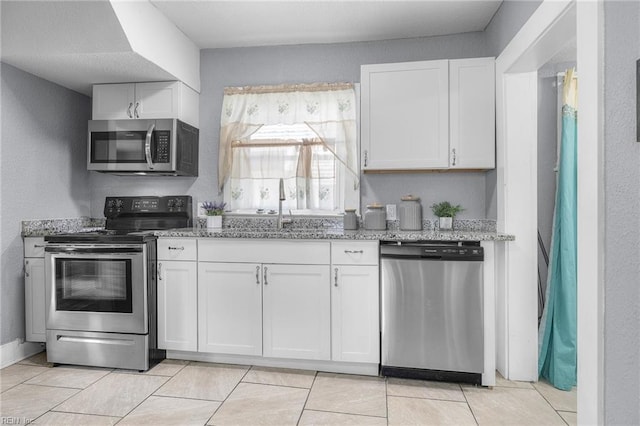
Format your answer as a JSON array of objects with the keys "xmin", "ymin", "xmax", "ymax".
[
  {"xmin": 145, "ymin": 123, "xmax": 156, "ymax": 170},
  {"xmin": 45, "ymin": 246, "xmax": 143, "ymax": 254}
]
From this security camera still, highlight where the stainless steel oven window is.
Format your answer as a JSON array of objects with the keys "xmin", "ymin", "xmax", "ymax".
[{"xmin": 55, "ymin": 258, "xmax": 133, "ymax": 313}]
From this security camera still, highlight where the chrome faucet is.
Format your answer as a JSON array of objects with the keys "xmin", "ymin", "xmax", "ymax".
[{"xmin": 277, "ymin": 178, "xmax": 293, "ymax": 229}]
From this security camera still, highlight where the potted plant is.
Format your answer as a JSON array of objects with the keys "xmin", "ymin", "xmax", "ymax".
[
  {"xmin": 430, "ymin": 201, "xmax": 464, "ymax": 230},
  {"xmin": 202, "ymin": 201, "xmax": 226, "ymax": 228}
]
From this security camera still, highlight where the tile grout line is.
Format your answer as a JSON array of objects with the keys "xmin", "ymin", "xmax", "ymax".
[
  {"xmin": 106, "ymin": 369, "xmax": 172, "ymax": 424},
  {"xmin": 460, "ymin": 383, "xmax": 480, "ymax": 425},
  {"xmin": 532, "ymin": 381, "xmax": 577, "ymax": 417},
  {"xmin": 295, "ymin": 369, "xmax": 318, "ymax": 425},
  {"xmin": 385, "ymin": 377, "xmax": 390, "ymax": 426},
  {"xmin": 203, "ymin": 363, "xmax": 254, "ymax": 425}
]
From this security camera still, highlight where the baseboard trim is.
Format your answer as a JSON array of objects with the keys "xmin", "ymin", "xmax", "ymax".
[
  {"xmin": 0, "ymin": 339, "xmax": 44, "ymax": 368},
  {"xmin": 166, "ymin": 350, "xmax": 379, "ymax": 376}
]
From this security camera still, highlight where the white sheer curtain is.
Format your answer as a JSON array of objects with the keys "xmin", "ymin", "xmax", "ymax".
[{"xmin": 218, "ymin": 83, "xmax": 358, "ymax": 212}]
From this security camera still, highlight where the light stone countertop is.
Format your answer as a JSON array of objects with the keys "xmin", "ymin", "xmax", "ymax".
[{"xmin": 153, "ymin": 227, "xmax": 514, "ymax": 242}]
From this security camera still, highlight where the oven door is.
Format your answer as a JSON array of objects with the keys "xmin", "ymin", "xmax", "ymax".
[{"xmin": 45, "ymin": 244, "xmax": 148, "ymax": 334}]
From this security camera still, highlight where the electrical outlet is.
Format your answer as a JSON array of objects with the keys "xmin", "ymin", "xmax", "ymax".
[
  {"xmin": 386, "ymin": 204, "xmax": 397, "ymax": 221},
  {"xmin": 196, "ymin": 202, "xmax": 207, "ymax": 217}
]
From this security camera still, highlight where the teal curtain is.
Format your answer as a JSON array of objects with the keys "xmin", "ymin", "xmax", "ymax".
[{"xmin": 537, "ymin": 69, "xmax": 577, "ymax": 391}]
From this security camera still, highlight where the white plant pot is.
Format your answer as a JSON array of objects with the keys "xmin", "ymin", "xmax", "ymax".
[
  {"xmin": 438, "ymin": 217, "xmax": 453, "ymax": 230},
  {"xmin": 206, "ymin": 215, "xmax": 222, "ymax": 229}
]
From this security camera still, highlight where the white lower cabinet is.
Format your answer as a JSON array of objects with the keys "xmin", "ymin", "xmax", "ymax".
[
  {"xmin": 331, "ymin": 265, "xmax": 380, "ymax": 363},
  {"xmin": 198, "ymin": 262, "xmax": 263, "ymax": 356},
  {"xmin": 25, "ymin": 257, "xmax": 46, "ymax": 343},
  {"xmin": 157, "ymin": 238, "xmax": 198, "ymax": 352},
  {"xmin": 262, "ymin": 264, "xmax": 330, "ymax": 360},
  {"xmin": 157, "ymin": 260, "xmax": 198, "ymax": 351},
  {"xmin": 330, "ymin": 241, "xmax": 380, "ymax": 364}
]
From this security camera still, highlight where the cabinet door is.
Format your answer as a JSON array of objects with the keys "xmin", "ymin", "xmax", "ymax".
[
  {"xmin": 92, "ymin": 83, "xmax": 135, "ymax": 120},
  {"xmin": 331, "ymin": 265, "xmax": 380, "ymax": 363},
  {"xmin": 25, "ymin": 258, "xmax": 46, "ymax": 343},
  {"xmin": 157, "ymin": 261, "xmax": 197, "ymax": 351},
  {"xmin": 135, "ymin": 82, "xmax": 180, "ymax": 119},
  {"xmin": 263, "ymin": 264, "xmax": 330, "ymax": 360},
  {"xmin": 198, "ymin": 262, "xmax": 263, "ymax": 356},
  {"xmin": 449, "ymin": 58, "xmax": 496, "ymax": 169},
  {"xmin": 361, "ymin": 60, "xmax": 449, "ymax": 170}
]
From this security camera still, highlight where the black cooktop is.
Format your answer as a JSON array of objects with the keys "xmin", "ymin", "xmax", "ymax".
[{"xmin": 45, "ymin": 196, "xmax": 192, "ymax": 244}]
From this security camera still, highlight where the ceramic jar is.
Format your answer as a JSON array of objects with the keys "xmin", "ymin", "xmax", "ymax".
[
  {"xmin": 399, "ymin": 195, "xmax": 422, "ymax": 230},
  {"xmin": 343, "ymin": 209, "xmax": 358, "ymax": 230},
  {"xmin": 364, "ymin": 204, "xmax": 386, "ymax": 230}
]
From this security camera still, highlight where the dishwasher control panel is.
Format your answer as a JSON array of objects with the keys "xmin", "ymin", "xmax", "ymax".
[{"xmin": 380, "ymin": 241, "xmax": 484, "ymax": 261}]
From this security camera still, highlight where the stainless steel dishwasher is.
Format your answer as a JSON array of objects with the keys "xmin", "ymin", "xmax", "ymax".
[{"xmin": 380, "ymin": 240, "xmax": 484, "ymax": 385}]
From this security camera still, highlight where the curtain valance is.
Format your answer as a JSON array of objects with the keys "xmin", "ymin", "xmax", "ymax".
[{"xmin": 218, "ymin": 82, "xmax": 358, "ymax": 190}]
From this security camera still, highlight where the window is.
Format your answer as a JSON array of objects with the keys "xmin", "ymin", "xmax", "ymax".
[{"xmin": 219, "ymin": 83, "xmax": 359, "ymax": 214}]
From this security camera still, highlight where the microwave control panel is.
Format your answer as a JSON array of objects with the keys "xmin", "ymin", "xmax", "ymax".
[{"xmin": 155, "ymin": 131, "xmax": 170, "ymax": 163}]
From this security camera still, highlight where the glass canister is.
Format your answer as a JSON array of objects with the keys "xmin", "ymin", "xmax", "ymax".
[
  {"xmin": 364, "ymin": 204, "xmax": 387, "ymax": 230},
  {"xmin": 343, "ymin": 209, "xmax": 358, "ymax": 230},
  {"xmin": 399, "ymin": 195, "xmax": 422, "ymax": 230}
]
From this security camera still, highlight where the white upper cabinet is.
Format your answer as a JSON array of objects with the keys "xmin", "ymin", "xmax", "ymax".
[
  {"xmin": 449, "ymin": 58, "xmax": 496, "ymax": 169},
  {"xmin": 361, "ymin": 57, "xmax": 495, "ymax": 171},
  {"xmin": 361, "ymin": 60, "xmax": 450, "ymax": 170},
  {"xmin": 92, "ymin": 81, "xmax": 199, "ymax": 127}
]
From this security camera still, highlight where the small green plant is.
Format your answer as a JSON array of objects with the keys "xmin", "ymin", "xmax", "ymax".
[
  {"xmin": 202, "ymin": 201, "xmax": 226, "ymax": 216},
  {"xmin": 430, "ymin": 201, "xmax": 464, "ymax": 218}
]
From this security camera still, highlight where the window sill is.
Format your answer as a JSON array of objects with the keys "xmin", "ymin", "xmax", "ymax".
[{"xmin": 222, "ymin": 209, "xmax": 343, "ymax": 218}]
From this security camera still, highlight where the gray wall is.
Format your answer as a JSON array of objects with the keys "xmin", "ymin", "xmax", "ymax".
[
  {"xmin": 483, "ymin": 0, "xmax": 543, "ymax": 219},
  {"xmin": 88, "ymin": 34, "xmax": 492, "ymax": 219},
  {"xmin": 603, "ymin": 1, "xmax": 640, "ymax": 424},
  {"xmin": 0, "ymin": 63, "xmax": 91, "ymax": 345}
]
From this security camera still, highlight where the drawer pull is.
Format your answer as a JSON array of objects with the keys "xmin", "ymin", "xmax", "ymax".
[
  {"xmin": 33, "ymin": 244, "xmax": 45, "ymax": 248},
  {"xmin": 168, "ymin": 246, "xmax": 184, "ymax": 251},
  {"xmin": 334, "ymin": 267, "xmax": 339, "ymax": 287},
  {"xmin": 344, "ymin": 250, "xmax": 364, "ymax": 254}
]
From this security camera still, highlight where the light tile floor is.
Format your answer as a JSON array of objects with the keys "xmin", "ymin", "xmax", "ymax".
[{"xmin": 1, "ymin": 352, "xmax": 577, "ymax": 426}]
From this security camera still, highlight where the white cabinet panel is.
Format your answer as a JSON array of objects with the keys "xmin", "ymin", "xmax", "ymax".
[
  {"xmin": 135, "ymin": 82, "xmax": 181, "ymax": 119},
  {"xmin": 331, "ymin": 265, "xmax": 379, "ymax": 363},
  {"xmin": 198, "ymin": 239, "xmax": 330, "ymax": 264},
  {"xmin": 24, "ymin": 237, "xmax": 46, "ymax": 258},
  {"xmin": 158, "ymin": 238, "xmax": 197, "ymax": 261},
  {"xmin": 331, "ymin": 241, "xmax": 379, "ymax": 265},
  {"xmin": 263, "ymin": 264, "xmax": 330, "ymax": 360},
  {"xmin": 361, "ymin": 60, "xmax": 450, "ymax": 170},
  {"xmin": 449, "ymin": 58, "xmax": 496, "ymax": 169},
  {"xmin": 25, "ymin": 257, "xmax": 46, "ymax": 343},
  {"xmin": 92, "ymin": 81, "xmax": 199, "ymax": 126},
  {"xmin": 157, "ymin": 261, "xmax": 197, "ymax": 351},
  {"xmin": 198, "ymin": 262, "xmax": 263, "ymax": 356},
  {"xmin": 92, "ymin": 83, "xmax": 136, "ymax": 120}
]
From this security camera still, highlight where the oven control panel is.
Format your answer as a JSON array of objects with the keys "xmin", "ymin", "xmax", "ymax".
[{"xmin": 104, "ymin": 196, "xmax": 193, "ymax": 216}]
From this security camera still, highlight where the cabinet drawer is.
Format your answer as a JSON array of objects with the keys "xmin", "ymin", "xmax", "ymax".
[
  {"xmin": 331, "ymin": 241, "xmax": 379, "ymax": 265},
  {"xmin": 158, "ymin": 238, "xmax": 197, "ymax": 261},
  {"xmin": 198, "ymin": 239, "xmax": 330, "ymax": 264},
  {"xmin": 24, "ymin": 237, "xmax": 45, "ymax": 258}
]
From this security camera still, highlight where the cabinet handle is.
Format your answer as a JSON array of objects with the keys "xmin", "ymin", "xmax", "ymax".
[
  {"xmin": 33, "ymin": 244, "xmax": 45, "ymax": 248},
  {"xmin": 344, "ymin": 249, "xmax": 363, "ymax": 254},
  {"xmin": 127, "ymin": 102, "xmax": 133, "ymax": 118},
  {"xmin": 363, "ymin": 150, "xmax": 368, "ymax": 167},
  {"xmin": 134, "ymin": 102, "xmax": 140, "ymax": 118},
  {"xmin": 334, "ymin": 267, "xmax": 339, "ymax": 287},
  {"xmin": 25, "ymin": 260, "xmax": 29, "ymax": 277},
  {"xmin": 452, "ymin": 148, "xmax": 457, "ymax": 166},
  {"xmin": 157, "ymin": 263, "xmax": 162, "ymax": 280},
  {"xmin": 256, "ymin": 265, "xmax": 260, "ymax": 284},
  {"xmin": 263, "ymin": 266, "xmax": 268, "ymax": 285},
  {"xmin": 168, "ymin": 246, "xmax": 184, "ymax": 251}
]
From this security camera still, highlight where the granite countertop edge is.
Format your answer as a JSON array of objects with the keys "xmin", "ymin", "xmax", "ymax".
[{"xmin": 153, "ymin": 228, "xmax": 515, "ymax": 242}]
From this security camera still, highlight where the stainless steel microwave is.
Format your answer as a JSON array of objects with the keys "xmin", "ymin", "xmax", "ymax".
[{"xmin": 87, "ymin": 119, "xmax": 198, "ymax": 176}]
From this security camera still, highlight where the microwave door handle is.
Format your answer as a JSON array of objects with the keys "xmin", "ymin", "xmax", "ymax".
[{"xmin": 145, "ymin": 123, "xmax": 155, "ymax": 170}]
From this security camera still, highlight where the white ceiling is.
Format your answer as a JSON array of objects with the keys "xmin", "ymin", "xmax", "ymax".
[
  {"xmin": 150, "ymin": 1, "xmax": 502, "ymax": 49},
  {"xmin": 1, "ymin": 1, "xmax": 502, "ymax": 96}
]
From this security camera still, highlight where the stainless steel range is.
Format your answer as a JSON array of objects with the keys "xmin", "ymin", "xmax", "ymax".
[{"xmin": 44, "ymin": 195, "xmax": 192, "ymax": 371}]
